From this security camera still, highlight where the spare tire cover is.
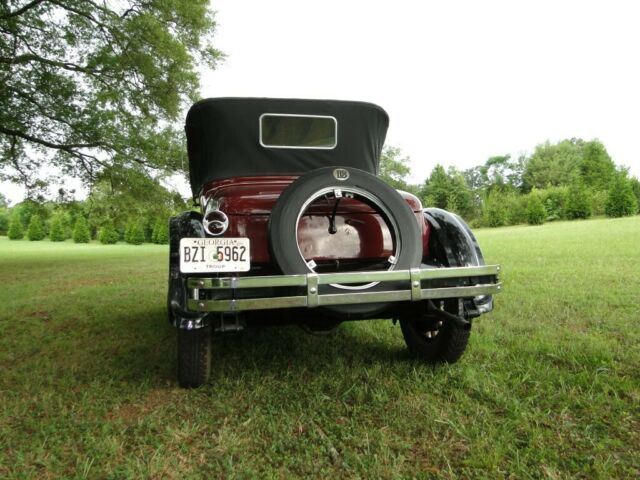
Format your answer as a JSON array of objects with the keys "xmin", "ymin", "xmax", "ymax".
[{"xmin": 268, "ymin": 166, "xmax": 422, "ymax": 318}]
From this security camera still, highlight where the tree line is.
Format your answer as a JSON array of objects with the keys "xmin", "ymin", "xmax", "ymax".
[
  {"xmin": 379, "ymin": 138, "xmax": 640, "ymax": 227},
  {"xmin": 1, "ymin": 138, "xmax": 638, "ymax": 244},
  {"xmin": 0, "ymin": 167, "xmax": 185, "ymax": 244}
]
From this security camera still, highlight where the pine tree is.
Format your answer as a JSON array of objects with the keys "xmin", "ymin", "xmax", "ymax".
[
  {"xmin": 98, "ymin": 222, "xmax": 120, "ymax": 244},
  {"xmin": 151, "ymin": 219, "xmax": 169, "ymax": 244},
  {"xmin": 49, "ymin": 215, "xmax": 66, "ymax": 242},
  {"xmin": 526, "ymin": 190, "xmax": 546, "ymax": 225},
  {"xmin": 7, "ymin": 213, "xmax": 24, "ymax": 240},
  {"xmin": 125, "ymin": 220, "xmax": 145, "ymax": 245},
  {"xmin": 73, "ymin": 216, "xmax": 91, "ymax": 243},
  {"xmin": 606, "ymin": 174, "xmax": 638, "ymax": 218},
  {"xmin": 27, "ymin": 214, "xmax": 45, "ymax": 241}
]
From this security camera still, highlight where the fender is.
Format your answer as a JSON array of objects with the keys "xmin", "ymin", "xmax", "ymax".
[
  {"xmin": 422, "ymin": 208, "xmax": 493, "ymax": 314},
  {"xmin": 168, "ymin": 211, "xmax": 208, "ymax": 328}
]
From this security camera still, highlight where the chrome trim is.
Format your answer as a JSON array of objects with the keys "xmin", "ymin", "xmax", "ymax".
[
  {"xmin": 259, "ymin": 113, "xmax": 338, "ymax": 150},
  {"xmin": 185, "ymin": 265, "xmax": 501, "ymax": 313},
  {"xmin": 202, "ymin": 198, "xmax": 229, "ymax": 236},
  {"xmin": 294, "ymin": 185, "xmax": 401, "ymax": 291}
]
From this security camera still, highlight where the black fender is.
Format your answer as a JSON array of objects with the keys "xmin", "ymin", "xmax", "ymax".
[
  {"xmin": 423, "ymin": 208, "xmax": 493, "ymax": 314},
  {"xmin": 168, "ymin": 211, "xmax": 207, "ymax": 327}
]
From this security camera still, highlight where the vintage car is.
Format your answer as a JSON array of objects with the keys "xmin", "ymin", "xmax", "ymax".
[{"xmin": 168, "ymin": 97, "xmax": 501, "ymax": 387}]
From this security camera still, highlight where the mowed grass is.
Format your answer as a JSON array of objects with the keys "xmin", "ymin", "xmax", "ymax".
[{"xmin": 0, "ymin": 217, "xmax": 639, "ymax": 479}]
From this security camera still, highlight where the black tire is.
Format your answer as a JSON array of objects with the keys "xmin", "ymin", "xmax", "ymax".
[
  {"xmin": 268, "ymin": 166, "xmax": 422, "ymax": 317},
  {"xmin": 399, "ymin": 306, "xmax": 471, "ymax": 364},
  {"xmin": 177, "ymin": 326, "xmax": 212, "ymax": 388}
]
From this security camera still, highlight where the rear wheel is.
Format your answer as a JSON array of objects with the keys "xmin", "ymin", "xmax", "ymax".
[
  {"xmin": 399, "ymin": 304, "xmax": 471, "ymax": 364},
  {"xmin": 177, "ymin": 326, "xmax": 212, "ymax": 388}
]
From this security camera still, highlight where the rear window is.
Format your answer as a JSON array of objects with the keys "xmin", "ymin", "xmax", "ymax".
[{"xmin": 259, "ymin": 114, "xmax": 337, "ymax": 149}]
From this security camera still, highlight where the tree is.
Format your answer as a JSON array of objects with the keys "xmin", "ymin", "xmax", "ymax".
[
  {"xmin": 85, "ymin": 166, "xmax": 187, "ymax": 235},
  {"xmin": 1, "ymin": 1, "xmax": 222, "ymax": 193},
  {"xmin": 7, "ymin": 211, "xmax": 24, "ymax": 239},
  {"xmin": 579, "ymin": 140, "xmax": 616, "ymax": 190},
  {"xmin": 482, "ymin": 190, "xmax": 508, "ymax": 227},
  {"xmin": 565, "ymin": 180, "xmax": 592, "ymax": 219},
  {"xmin": 0, "ymin": 209, "xmax": 8, "ymax": 235},
  {"xmin": 630, "ymin": 176, "xmax": 640, "ymax": 209},
  {"xmin": 151, "ymin": 219, "xmax": 169, "ymax": 244},
  {"xmin": 49, "ymin": 215, "xmax": 66, "ymax": 241},
  {"xmin": 421, "ymin": 164, "xmax": 450, "ymax": 209},
  {"xmin": 605, "ymin": 173, "xmax": 638, "ymax": 218},
  {"xmin": 0, "ymin": 192, "xmax": 7, "ymax": 208},
  {"xmin": 378, "ymin": 146, "xmax": 413, "ymax": 191},
  {"xmin": 72, "ymin": 216, "xmax": 90, "ymax": 243},
  {"xmin": 27, "ymin": 213, "xmax": 45, "ymax": 240},
  {"xmin": 523, "ymin": 139, "xmax": 584, "ymax": 189},
  {"xmin": 125, "ymin": 220, "xmax": 145, "ymax": 245},
  {"xmin": 98, "ymin": 221, "xmax": 119, "ymax": 244},
  {"xmin": 526, "ymin": 191, "xmax": 546, "ymax": 225}
]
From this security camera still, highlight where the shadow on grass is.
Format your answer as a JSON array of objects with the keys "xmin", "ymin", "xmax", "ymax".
[{"xmin": 90, "ymin": 310, "xmax": 413, "ymax": 387}]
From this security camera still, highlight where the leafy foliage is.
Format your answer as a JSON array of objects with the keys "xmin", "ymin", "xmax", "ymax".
[
  {"xmin": 7, "ymin": 211, "xmax": 23, "ymax": 239},
  {"xmin": 526, "ymin": 191, "xmax": 546, "ymax": 225},
  {"xmin": 565, "ymin": 180, "xmax": 592, "ymax": 219},
  {"xmin": 98, "ymin": 222, "xmax": 119, "ymax": 245},
  {"xmin": 124, "ymin": 220, "xmax": 145, "ymax": 245},
  {"xmin": 605, "ymin": 173, "xmax": 638, "ymax": 218},
  {"xmin": 579, "ymin": 141, "xmax": 616, "ymax": 190},
  {"xmin": 0, "ymin": 0, "xmax": 222, "ymax": 193},
  {"xmin": 49, "ymin": 215, "xmax": 66, "ymax": 242},
  {"xmin": 0, "ymin": 209, "xmax": 8, "ymax": 235},
  {"xmin": 72, "ymin": 216, "xmax": 90, "ymax": 243},
  {"xmin": 378, "ymin": 146, "xmax": 417, "ymax": 194},
  {"xmin": 26, "ymin": 213, "xmax": 45, "ymax": 240},
  {"xmin": 151, "ymin": 219, "xmax": 169, "ymax": 244},
  {"xmin": 482, "ymin": 190, "xmax": 508, "ymax": 227},
  {"xmin": 523, "ymin": 139, "xmax": 584, "ymax": 189}
]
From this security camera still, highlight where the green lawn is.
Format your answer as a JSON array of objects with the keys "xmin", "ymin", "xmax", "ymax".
[{"xmin": 1, "ymin": 218, "xmax": 639, "ymax": 479}]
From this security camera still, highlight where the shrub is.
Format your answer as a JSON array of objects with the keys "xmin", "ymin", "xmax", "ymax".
[
  {"xmin": 49, "ymin": 215, "xmax": 66, "ymax": 242},
  {"xmin": 590, "ymin": 189, "xmax": 608, "ymax": 217},
  {"xmin": 125, "ymin": 220, "xmax": 145, "ymax": 245},
  {"xmin": 482, "ymin": 191, "xmax": 508, "ymax": 227},
  {"xmin": 72, "ymin": 216, "xmax": 91, "ymax": 243},
  {"xmin": 0, "ymin": 210, "xmax": 9, "ymax": 235},
  {"xmin": 27, "ymin": 214, "xmax": 46, "ymax": 241},
  {"xmin": 565, "ymin": 180, "xmax": 592, "ymax": 219},
  {"xmin": 526, "ymin": 191, "xmax": 546, "ymax": 225},
  {"xmin": 98, "ymin": 222, "xmax": 119, "ymax": 244},
  {"xmin": 151, "ymin": 219, "xmax": 169, "ymax": 244},
  {"xmin": 539, "ymin": 186, "xmax": 568, "ymax": 221},
  {"xmin": 504, "ymin": 193, "xmax": 528, "ymax": 225},
  {"xmin": 606, "ymin": 174, "xmax": 638, "ymax": 218},
  {"xmin": 7, "ymin": 213, "xmax": 24, "ymax": 240}
]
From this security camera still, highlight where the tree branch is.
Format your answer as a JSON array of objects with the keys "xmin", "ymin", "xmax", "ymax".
[
  {"xmin": 0, "ymin": 0, "xmax": 47, "ymax": 20},
  {"xmin": 0, "ymin": 125, "xmax": 104, "ymax": 150}
]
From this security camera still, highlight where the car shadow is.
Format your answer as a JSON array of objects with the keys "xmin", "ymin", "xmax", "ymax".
[{"xmin": 92, "ymin": 310, "xmax": 414, "ymax": 386}]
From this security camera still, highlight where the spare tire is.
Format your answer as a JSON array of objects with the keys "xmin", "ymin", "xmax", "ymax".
[{"xmin": 268, "ymin": 166, "xmax": 422, "ymax": 318}]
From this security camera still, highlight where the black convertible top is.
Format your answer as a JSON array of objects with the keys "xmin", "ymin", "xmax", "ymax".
[{"xmin": 185, "ymin": 97, "xmax": 389, "ymax": 196}]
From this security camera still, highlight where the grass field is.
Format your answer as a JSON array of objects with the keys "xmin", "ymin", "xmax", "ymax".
[{"xmin": 1, "ymin": 217, "xmax": 639, "ymax": 479}]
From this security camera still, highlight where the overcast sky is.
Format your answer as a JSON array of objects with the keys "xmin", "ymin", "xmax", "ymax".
[
  {"xmin": 203, "ymin": 0, "xmax": 640, "ymax": 183},
  {"xmin": 2, "ymin": 0, "xmax": 639, "ymax": 204}
]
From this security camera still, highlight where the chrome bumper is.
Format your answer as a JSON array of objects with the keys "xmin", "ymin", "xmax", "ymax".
[{"xmin": 185, "ymin": 265, "xmax": 501, "ymax": 313}]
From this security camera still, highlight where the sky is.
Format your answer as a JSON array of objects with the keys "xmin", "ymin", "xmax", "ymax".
[
  {"xmin": 2, "ymin": 0, "xmax": 640, "ymax": 203},
  {"xmin": 201, "ymin": 0, "xmax": 640, "ymax": 183}
]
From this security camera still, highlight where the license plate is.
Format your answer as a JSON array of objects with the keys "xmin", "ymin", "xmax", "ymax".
[{"xmin": 179, "ymin": 238, "xmax": 250, "ymax": 273}]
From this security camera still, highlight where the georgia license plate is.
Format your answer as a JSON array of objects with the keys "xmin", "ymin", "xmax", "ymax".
[{"xmin": 179, "ymin": 238, "xmax": 250, "ymax": 273}]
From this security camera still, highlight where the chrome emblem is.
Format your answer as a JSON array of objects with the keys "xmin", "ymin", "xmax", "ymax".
[{"xmin": 333, "ymin": 168, "xmax": 349, "ymax": 181}]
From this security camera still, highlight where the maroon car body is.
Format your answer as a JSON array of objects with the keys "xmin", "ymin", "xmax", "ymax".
[
  {"xmin": 199, "ymin": 176, "xmax": 428, "ymax": 265},
  {"xmin": 168, "ymin": 98, "xmax": 501, "ymax": 388}
]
